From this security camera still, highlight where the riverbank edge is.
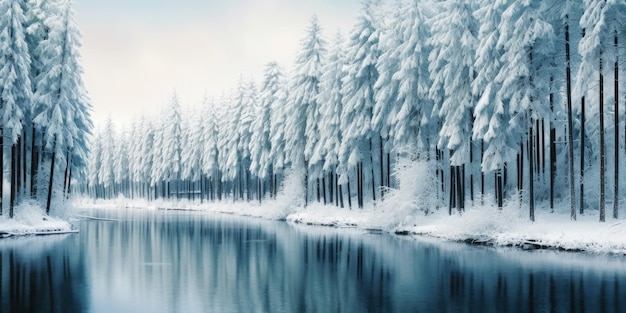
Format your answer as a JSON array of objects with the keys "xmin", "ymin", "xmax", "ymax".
[
  {"xmin": 0, "ymin": 202, "xmax": 78, "ymax": 239},
  {"xmin": 75, "ymin": 199, "xmax": 626, "ymax": 256},
  {"xmin": 289, "ymin": 216, "xmax": 624, "ymax": 255}
]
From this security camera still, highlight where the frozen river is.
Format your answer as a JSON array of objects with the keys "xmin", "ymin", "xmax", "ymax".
[{"xmin": 0, "ymin": 209, "xmax": 625, "ymax": 312}]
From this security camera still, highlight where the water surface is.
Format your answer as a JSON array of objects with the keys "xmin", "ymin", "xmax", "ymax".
[{"xmin": 0, "ymin": 209, "xmax": 625, "ymax": 313}]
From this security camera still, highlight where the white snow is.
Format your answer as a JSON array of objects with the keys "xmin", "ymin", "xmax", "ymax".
[
  {"xmin": 72, "ymin": 194, "xmax": 626, "ymax": 255},
  {"xmin": 0, "ymin": 200, "xmax": 77, "ymax": 238}
]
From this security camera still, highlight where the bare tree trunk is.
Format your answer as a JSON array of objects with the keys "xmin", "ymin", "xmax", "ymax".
[
  {"xmin": 322, "ymin": 176, "xmax": 327, "ymax": 205},
  {"xmin": 529, "ymin": 125, "xmax": 535, "ymax": 222},
  {"xmin": 347, "ymin": 179, "xmax": 352, "ymax": 209},
  {"xmin": 581, "ymin": 96, "xmax": 586, "ymax": 215},
  {"xmin": 496, "ymin": 168, "xmax": 503, "ymax": 210},
  {"xmin": 63, "ymin": 151, "xmax": 70, "ymax": 198},
  {"xmin": 614, "ymin": 31, "xmax": 619, "ymax": 220},
  {"xmin": 46, "ymin": 139, "xmax": 57, "ymax": 215},
  {"xmin": 10, "ymin": 144, "xmax": 16, "ymax": 218},
  {"xmin": 456, "ymin": 165, "xmax": 463, "ymax": 213},
  {"xmin": 339, "ymin": 183, "xmax": 344, "ymax": 209},
  {"xmin": 481, "ymin": 141, "xmax": 485, "ymax": 205},
  {"xmin": 550, "ymin": 92, "xmax": 556, "ymax": 213},
  {"xmin": 449, "ymin": 164, "xmax": 455, "ymax": 215},
  {"xmin": 30, "ymin": 127, "xmax": 37, "ymax": 198},
  {"xmin": 599, "ymin": 51, "xmax": 606, "ymax": 222},
  {"xmin": 66, "ymin": 169, "xmax": 72, "ymax": 199},
  {"xmin": 565, "ymin": 18, "xmax": 576, "ymax": 220}
]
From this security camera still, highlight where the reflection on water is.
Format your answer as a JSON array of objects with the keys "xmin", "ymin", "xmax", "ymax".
[
  {"xmin": 0, "ymin": 235, "xmax": 87, "ymax": 313},
  {"xmin": 1, "ymin": 209, "xmax": 626, "ymax": 313}
]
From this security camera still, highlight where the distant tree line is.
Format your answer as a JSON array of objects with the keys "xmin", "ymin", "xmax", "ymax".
[
  {"xmin": 0, "ymin": 0, "xmax": 92, "ymax": 217},
  {"xmin": 83, "ymin": 0, "xmax": 625, "ymax": 222}
]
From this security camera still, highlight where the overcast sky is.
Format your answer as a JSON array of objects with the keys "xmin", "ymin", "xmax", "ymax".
[{"xmin": 74, "ymin": 0, "xmax": 362, "ymax": 127}]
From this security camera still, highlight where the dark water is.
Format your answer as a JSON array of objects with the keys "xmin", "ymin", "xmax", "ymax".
[{"xmin": 0, "ymin": 210, "xmax": 625, "ymax": 313}]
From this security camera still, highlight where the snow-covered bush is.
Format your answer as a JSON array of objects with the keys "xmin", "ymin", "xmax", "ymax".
[{"xmin": 378, "ymin": 156, "xmax": 439, "ymax": 228}]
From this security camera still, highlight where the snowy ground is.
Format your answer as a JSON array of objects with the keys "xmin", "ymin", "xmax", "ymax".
[
  {"xmin": 73, "ymin": 196, "xmax": 626, "ymax": 255},
  {"xmin": 0, "ymin": 201, "xmax": 77, "ymax": 238}
]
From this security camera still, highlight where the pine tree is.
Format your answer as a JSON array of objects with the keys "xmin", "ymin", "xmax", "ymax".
[
  {"xmin": 339, "ymin": 0, "xmax": 381, "ymax": 208},
  {"xmin": 314, "ymin": 31, "xmax": 346, "ymax": 206},
  {"xmin": 268, "ymin": 73, "xmax": 288, "ymax": 199},
  {"xmin": 200, "ymin": 97, "xmax": 220, "ymax": 201},
  {"xmin": 472, "ymin": 0, "xmax": 510, "ymax": 208},
  {"xmin": 429, "ymin": 0, "xmax": 478, "ymax": 212},
  {"xmin": 284, "ymin": 15, "xmax": 327, "ymax": 206},
  {"xmin": 32, "ymin": 0, "xmax": 91, "ymax": 212},
  {"xmin": 162, "ymin": 92, "xmax": 183, "ymax": 199},
  {"xmin": 0, "ymin": 0, "xmax": 32, "ymax": 216},
  {"xmin": 250, "ymin": 62, "xmax": 282, "ymax": 200}
]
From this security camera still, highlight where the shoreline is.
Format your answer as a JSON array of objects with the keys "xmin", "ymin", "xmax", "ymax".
[{"xmin": 74, "ymin": 198, "xmax": 626, "ymax": 255}]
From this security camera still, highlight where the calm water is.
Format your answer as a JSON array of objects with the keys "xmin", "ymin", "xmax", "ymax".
[{"xmin": 0, "ymin": 209, "xmax": 625, "ymax": 313}]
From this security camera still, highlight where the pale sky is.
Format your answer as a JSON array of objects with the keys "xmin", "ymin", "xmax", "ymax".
[{"xmin": 75, "ymin": 0, "xmax": 362, "ymax": 127}]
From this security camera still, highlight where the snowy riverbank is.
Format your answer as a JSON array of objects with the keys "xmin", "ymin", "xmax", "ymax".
[
  {"xmin": 73, "ymin": 197, "xmax": 626, "ymax": 255},
  {"xmin": 0, "ymin": 201, "xmax": 78, "ymax": 238}
]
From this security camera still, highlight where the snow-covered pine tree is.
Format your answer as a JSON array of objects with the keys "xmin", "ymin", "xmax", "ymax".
[
  {"xmin": 250, "ymin": 62, "xmax": 282, "ymax": 201},
  {"xmin": 472, "ymin": 0, "xmax": 510, "ymax": 208},
  {"xmin": 578, "ymin": 0, "xmax": 625, "ymax": 222},
  {"xmin": 138, "ymin": 117, "xmax": 155, "ymax": 200},
  {"xmin": 150, "ymin": 116, "xmax": 166, "ymax": 198},
  {"xmin": 200, "ymin": 97, "xmax": 220, "ymax": 201},
  {"xmin": 388, "ymin": 0, "xmax": 433, "ymax": 156},
  {"xmin": 239, "ymin": 81, "xmax": 255, "ymax": 201},
  {"xmin": 98, "ymin": 118, "xmax": 115, "ymax": 199},
  {"xmin": 314, "ymin": 31, "xmax": 346, "ymax": 207},
  {"xmin": 32, "ymin": 0, "xmax": 91, "ymax": 212},
  {"xmin": 217, "ymin": 92, "xmax": 235, "ymax": 200},
  {"xmin": 161, "ymin": 92, "xmax": 183, "ymax": 199},
  {"xmin": 87, "ymin": 128, "xmax": 102, "ymax": 198},
  {"xmin": 268, "ymin": 72, "xmax": 288, "ymax": 200},
  {"xmin": 0, "ymin": 0, "xmax": 32, "ymax": 216},
  {"xmin": 181, "ymin": 105, "xmax": 203, "ymax": 200},
  {"xmin": 428, "ymin": 0, "xmax": 478, "ymax": 213},
  {"xmin": 284, "ymin": 15, "xmax": 327, "ymax": 206},
  {"xmin": 113, "ymin": 127, "xmax": 130, "ymax": 197},
  {"xmin": 339, "ymin": 0, "xmax": 381, "ymax": 208},
  {"xmin": 496, "ymin": 0, "xmax": 556, "ymax": 221}
]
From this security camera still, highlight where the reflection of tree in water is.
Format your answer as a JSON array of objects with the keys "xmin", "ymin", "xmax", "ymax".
[
  {"xmin": 0, "ymin": 235, "xmax": 87, "ymax": 313},
  {"xmin": 7, "ymin": 210, "xmax": 624, "ymax": 313}
]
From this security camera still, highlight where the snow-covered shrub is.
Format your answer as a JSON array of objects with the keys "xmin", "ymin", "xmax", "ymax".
[
  {"xmin": 277, "ymin": 167, "xmax": 306, "ymax": 208},
  {"xmin": 378, "ymin": 156, "xmax": 439, "ymax": 228}
]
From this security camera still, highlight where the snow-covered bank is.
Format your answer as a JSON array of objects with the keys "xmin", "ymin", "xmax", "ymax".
[
  {"xmin": 0, "ymin": 202, "xmax": 77, "ymax": 238},
  {"xmin": 73, "ymin": 196, "xmax": 626, "ymax": 255}
]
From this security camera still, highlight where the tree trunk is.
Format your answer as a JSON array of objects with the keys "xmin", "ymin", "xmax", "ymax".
[
  {"xmin": 614, "ymin": 31, "xmax": 619, "ymax": 220},
  {"xmin": 449, "ymin": 165, "xmax": 455, "ymax": 215},
  {"xmin": 316, "ymin": 177, "xmax": 320, "ymax": 203},
  {"xmin": 347, "ymin": 178, "xmax": 352, "ymax": 209},
  {"xmin": 67, "ymin": 169, "xmax": 72, "ymax": 199},
  {"xmin": 456, "ymin": 165, "xmax": 463, "ymax": 213},
  {"xmin": 599, "ymin": 51, "xmax": 606, "ymax": 222},
  {"xmin": 565, "ymin": 18, "xmax": 576, "ymax": 220},
  {"xmin": 339, "ymin": 184, "xmax": 344, "ymax": 209},
  {"xmin": 549, "ymin": 76, "xmax": 555, "ymax": 213},
  {"xmin": 10, "ymin": 144, "xmax": 16, "ymax": 218},
  {"xmin": 580, "ymin": 96, "xmax": 586, "ymax": 215},
  {"xmin": 30, "ymin": 127, "xmax": 37, "ymax": 198},
  {"xmin": 46, "ymin": 140, "xmax": 57, "ymax": 215},
  {"xmin": 481, "ymin": 141, "xmax": 485, "ymax": 205},
  {"xmin": 63, "ymin": 151, "xmax": 70, "ymax": 198},
  {"xmin": 322, "ymin": 176, "xmax": 327, "ymax": 205},
  {"xmin": 379, "ymin": 136, "xmax": 384, "ymax": 198},
  {"xmin": 496, "ymin": 168, "xmax": 503, "ymax": 210},
  {"xmin": 529, "ymin": 125, "xmax": 535, "ymax": 222}
]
